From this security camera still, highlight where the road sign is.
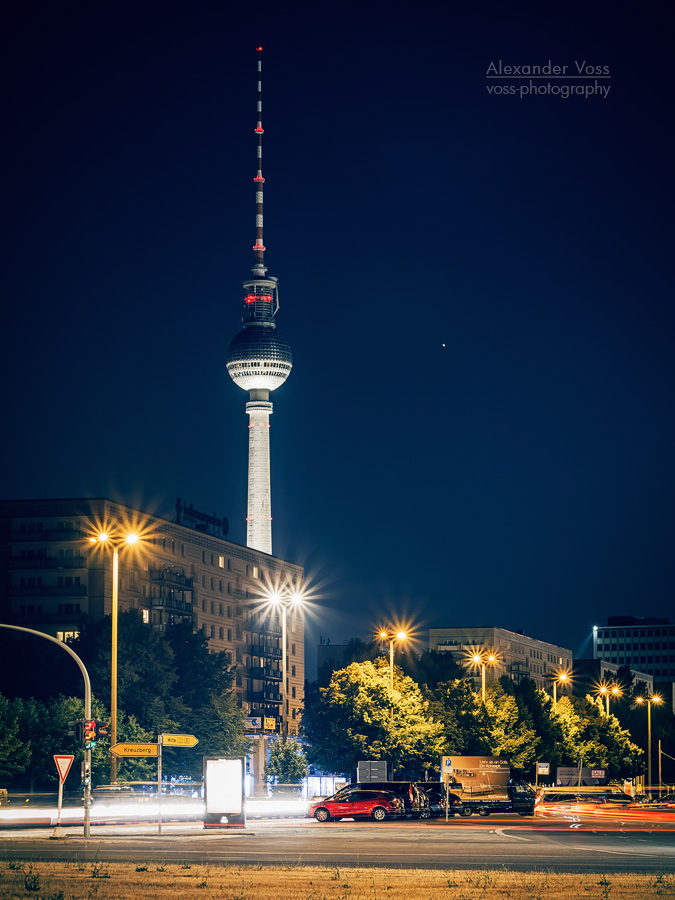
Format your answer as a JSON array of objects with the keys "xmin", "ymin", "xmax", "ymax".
[
  {"xmin": 264, "ymin": 717, "xmax": 276, "ymax": 732},
  {"xmin": 161, "ymin": 733, "xmax": 199, "ymax": 747},
  {"xmin": 537, "ymin": 762, "xmax": 550, "ymax": 775},
  {"xmin": 110, "ymin": 742, "xmax": 158, "ymax": 757},
  {"xmin": 54, "ymin": 755, "xmax": 74, "ymax": 783}
]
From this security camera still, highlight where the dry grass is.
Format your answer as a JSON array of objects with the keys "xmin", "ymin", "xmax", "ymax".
[{"xmin": 1, "ymin": 860, "xmax": 674, "ymax": 900}]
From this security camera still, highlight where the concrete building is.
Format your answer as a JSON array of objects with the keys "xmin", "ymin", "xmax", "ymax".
[
  {"xmin": 428, "ymin": 625, "xmax": 573, "ymax": 692},
  {"xmin": 572, "ymin": 658, "xmax": 654, "ymax": 700},
  {"xmin": 592, "ymin": 616, "xmax": 675, "ymax": 683},
  {"xmin": 0, "ymin": 496, "xmax": 305, "ymax": 787}
]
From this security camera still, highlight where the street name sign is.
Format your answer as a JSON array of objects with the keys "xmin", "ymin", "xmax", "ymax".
[
  {"xmin": 161, "ymin": 733, "xmax": 199, "ymax": 747},
  {"xmin": 110, "ymin": 742, "xmax": 159, "ymax": 757}
]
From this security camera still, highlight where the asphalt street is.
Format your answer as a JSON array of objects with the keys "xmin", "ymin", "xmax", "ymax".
[{"xmin": 1, "ymin": 818, "xmax": 674, "ymax": 873}]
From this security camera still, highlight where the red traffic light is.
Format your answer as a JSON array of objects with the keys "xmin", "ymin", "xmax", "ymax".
[
  {"xmin": 95, "ymin": 721, "xmax": 110, "ymax": 740},
  {"xmin": 83, "ymin": 719, "xmax": 96, "ymax": 748}
]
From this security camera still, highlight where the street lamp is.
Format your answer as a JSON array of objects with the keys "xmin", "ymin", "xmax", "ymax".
[
  {"xmin": 271, "ymin": 588, "xmax": 304, "ymax": 736},
  {"xmin": 466, "ymin": 648, "xmax": 498, "ymax": 703},
  {"xmin": 596, "ymin": 682, "xmax": 622, "ymax": 716},
  {"xmin": 378, "ymin": 629, "xmax": 407, "ymax": 725},
  {"xmin": 636, "ymin": 694, "xmax": 662, "ymax": 797},
  {"xmin": 552, "ymin": 671, "xmax": 569, "ymax": 712},
  {"xmin": 88, "ymin": 530, "xmax": 139, "ymax": 783}
]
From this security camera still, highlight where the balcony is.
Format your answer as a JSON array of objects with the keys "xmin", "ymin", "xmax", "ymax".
[
  {"xmin": 247, "ymin": 666, "xmax": 282, "ymax": 681},
  {"xmin": 150, "ymin": 596, "xmax": 193, "ymax": 615},
  {"xmin": 247, "ymin": 643, "xmax": 282, "ymax": 658},
  {"xmin": 9, "ymin": 529, "xmax": 84, "ymax": 542},
  {"xmin": 8, "ymin": 556, "xmax": 87, "ymax": 570},
  {"xmin": 149, "ymin": 570, "xmax": 193, "ymax": 591},
  {"xmin": 10, "ymin": 584, "xmax": 88, "ymax": 598},
  {"xmin": 247, "ymin": 690, "xmax": 282, "ymax": 705}
]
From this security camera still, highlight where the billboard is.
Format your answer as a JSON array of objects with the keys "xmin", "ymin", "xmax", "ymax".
[
  {"xmin": 203, "ymin": 757, "xmax": 245, "ymax": 827},
  {"xmin": 556, "ymin": 766, "xmax": 608, "ymax": 786},
  {"xmin": 441, "ymin": 756, "xmax": 510, "ymax": 798}
]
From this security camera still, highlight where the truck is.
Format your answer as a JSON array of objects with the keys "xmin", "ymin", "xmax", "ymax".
[{"xmin": 438, "ymin": 756, "xmax": 536, "ymax": 817}]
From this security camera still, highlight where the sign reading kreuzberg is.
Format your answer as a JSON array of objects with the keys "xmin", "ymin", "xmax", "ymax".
[
  {"xmin": 162, "ymin": 733, "xmax": 199, "ymax": 747},
  {"xmin": 110, "ymin": 742, "xmax": 159, "ymax": 757}
]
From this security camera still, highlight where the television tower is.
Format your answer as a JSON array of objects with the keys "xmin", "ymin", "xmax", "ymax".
[{"xmin": 226, "ymin": 47, "xmax": 292, "ymax": 555}]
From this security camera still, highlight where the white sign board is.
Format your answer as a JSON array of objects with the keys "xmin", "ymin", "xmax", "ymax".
[{"xmin": 54, "ymin": 755, "xmax": 74, "ymax": 784}]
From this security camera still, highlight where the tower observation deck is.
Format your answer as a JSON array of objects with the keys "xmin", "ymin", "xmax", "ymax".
[{"xmin": 226, "ymin": 47, "xmax": 292, "ymax": 555}]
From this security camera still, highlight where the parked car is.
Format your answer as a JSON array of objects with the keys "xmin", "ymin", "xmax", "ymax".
[
  {"xmin": 330, "ymin": 782, "xmax": 428, "ymax": 817},
  {"xmin": 416, "ymin": 782, "xmax": 461, "ymax": 817},
  {"xmin": 307, "ymin": 789, "xmax": 404, "ymax": 822}
]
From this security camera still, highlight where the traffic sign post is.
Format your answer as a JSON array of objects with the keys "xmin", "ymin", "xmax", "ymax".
[
  {"xmin": 51, "ymin": 755, "xmax": 74, "ymax": 839},
  {"xmin": 109, "ymin": 742, "xmax": 158, "ymax": 758},
  {"xmin": 157, "ymin": 734, "xmax": 199, "ymax": 834}
]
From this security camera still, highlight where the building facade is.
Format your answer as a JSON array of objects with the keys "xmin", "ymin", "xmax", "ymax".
[
  {"xmin": 428, "ymin": 625, "xmax": 573, "ymax": 692},
  {"xmin": 0, "ymin": 497, "xmax": 305, "ymax": 776},
  {"xmin": 592, "ymin": 616, "xmax": 675, "ymax": 684}
]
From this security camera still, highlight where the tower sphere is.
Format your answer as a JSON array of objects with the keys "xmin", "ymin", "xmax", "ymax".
[{"xmin": 226, "ymin": 326, "xmax": 292, "ymax": 392}]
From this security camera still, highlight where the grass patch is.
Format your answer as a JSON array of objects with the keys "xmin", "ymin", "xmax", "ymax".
[{"xmin": 0, "ymin": 862, "xmax": 668, "ymax": 899}]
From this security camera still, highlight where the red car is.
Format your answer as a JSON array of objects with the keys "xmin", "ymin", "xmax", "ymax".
[{"xmin": 307, "ymin": 789, "xmax": 403, "ymax": 822}]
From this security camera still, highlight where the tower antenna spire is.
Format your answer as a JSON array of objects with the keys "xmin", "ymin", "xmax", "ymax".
[
  {"xmin": 252, "ymin": 46, "xmax": 266, "ymax": 277},
  {"xmin": 226, "ymin": 46, "xmax": 293, "ymax": 555}
]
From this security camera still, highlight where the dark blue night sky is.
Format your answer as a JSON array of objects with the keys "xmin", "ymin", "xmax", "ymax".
[{"xmin": 2, "ymin": 2, "xmax": 673, "ymax": 671}]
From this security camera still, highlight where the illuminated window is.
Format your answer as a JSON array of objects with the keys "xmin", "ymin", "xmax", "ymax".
[
  {"xmin": 219, "ymin": 555, "xmax": 225, "ymax": 568},
  {"xmin": 142, "ymin": 609, "xmax": 149, "ymax": 624}
]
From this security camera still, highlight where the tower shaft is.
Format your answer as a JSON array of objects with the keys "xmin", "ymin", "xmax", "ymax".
[{"xmin": 246, "ymin": 394, "xmax": 273, "ymax": 554}]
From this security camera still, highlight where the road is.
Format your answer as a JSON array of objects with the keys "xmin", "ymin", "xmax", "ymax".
[{"xmin": 1, "ymin": 815, "xmax": 675, "ymax": 873}]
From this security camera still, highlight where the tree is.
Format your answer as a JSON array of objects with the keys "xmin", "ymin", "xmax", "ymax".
[
  {"xmin": 484, "ymin": 679, "xmax": 540, "ymax": 776},
  {"xmin": 0, "ymin": 693, "xmax": 26, "ymax": 782},
  {"xmin": 302, "ymin": 660, "xmax": 444, "ymax": 778},
  {"xmin": 172, "ymin": 691, "xmax": 251, "ymax": 780},
  {"xmin": 425, "ymin": 679, "xmax": 492, "ymax": 763},
  {"xmin": 265, "ymin": 738, "xmax": 308, "ymax": 784}
]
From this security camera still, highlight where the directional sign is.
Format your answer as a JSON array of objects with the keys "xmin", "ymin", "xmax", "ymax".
[
  {"xmin": 54, "ymin": 755, "xmax": 74, "ymax": 783},
  {"xmin": 110, "ymin": 742, "xmax": 158, "ymax": 758},
  {"xmin": 161, "ymin": 733, "xmax": 199, "ymax": 747}
]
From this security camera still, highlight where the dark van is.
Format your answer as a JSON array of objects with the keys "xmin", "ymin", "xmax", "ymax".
[{"xmin": 332, "ymin": 782, "xmax": 428, "ymax": 817}]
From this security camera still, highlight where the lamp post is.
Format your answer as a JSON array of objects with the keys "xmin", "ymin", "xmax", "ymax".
[
  {"xmin": 636, "ymin": 694, "xmax": 662, "ymax": 797},
  {"xmin": 379, "ymin": 629, "xmax": 407, "ymax": 725},
  {"xmin": 467, "ymin": 649, "xmax": 497, "ymax": 703},
  {"xmin": 596, "ymin": 683, "xmax": 622, "ymax": 716},
  {"xmin": 271, "ymin": 588, "xmax": 303, "ymax": 736},
  {"xmin": 552, "ymin": 672, "xmax": 569, "ymax": 712},
  {"xmin": 89, "ymin": 530, "xmax": 139, "ymax": 783}
]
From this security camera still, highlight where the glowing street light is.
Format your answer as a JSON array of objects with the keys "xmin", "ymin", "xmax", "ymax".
[
  {"xmin": 596, "ymin": 682, "xmax": 622, "ymax": 716},
  {"xmin": 88, "ymin": 530, "xmax": 139, "ymax": 783},
  {"xmin": 636, "ymin": 694, "xmax": 662, "ymax": 797},
  {"xmin": 270, "ymin": 587, "xmax": 304, "ymax": 736},
  {"xmin": 466, "ymin": 648, "xmax": 498, "ymax": 703},
  {"xmin": 378, "ymin": 629, "xmax": 407, "ymax": 725},
  {"xmin": 552, "ymin": 671, "xmax": 570, "ymax": 712}
]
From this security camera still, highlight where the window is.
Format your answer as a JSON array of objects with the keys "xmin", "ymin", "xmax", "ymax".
[
  {"xmin": 227, "ymin": 629, "xmax": 232, "ymax": 641},
  {"xmin": 291, "ymin": 665, "xmax": 296, "ymax": 677},
  {"xmin": 252, "ymin": 565, "xmax": 259, "ymax": 579},
  {"xmin": 219, "ymin": 627, "xmax": 224, "ymax": 640},
  {"xmin": 219, "ymin": 555, "xmax": 225, "ymax": 568},
  {"xmin": 210, "ymin": 577, "xmax": 214, "ymax": 590},
  {"xmin": 202, "ymin": 551, "xmax": 206, "ymax": 562},
  {"xmin": 292, "ymin": 708, "xmax": 296, "ymax": 719},
  {"xmin": 181, "ymin": 544, "xmax": 185, "ymax": 556},
  {"xmin": 210, "ymin": 553, "xmax": 214, "ymax": 565},
  {"xmin": 291, "ymin": 643, "xmax": 296, "ymax": 655},
  {"xmin": 142, "ymin": 609, "xmax": 150, "ymax": 624},
  {"xmin": 211, "ymin": 601, "xmax": 215, "ymax": 614},
  {"xmin": 201, "ymin": 575, "xmax": 205, "ymax": 587},
  {"xmin": 291, "ymin": 686, "xmax": 296, "ymax": 699},
  {"xmin": 219, "ymin": 603, "xmax": 223, "ymax": 616},
  {"xmin": 219, "ymin": 580, "xmax": 223, "ymax": 592}
]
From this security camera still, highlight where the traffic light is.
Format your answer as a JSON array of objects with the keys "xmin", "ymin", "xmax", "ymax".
[
  {"xmin": 68, "ymin": 719, "xmax": 84, "ymax": 744},
  {"xmin": 83, "ymin": 719, "xmax": 96, "ymax": 749},
  {"xmin": 95, "ymin": 720, "xmax": 110, "ymax": 740}
]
